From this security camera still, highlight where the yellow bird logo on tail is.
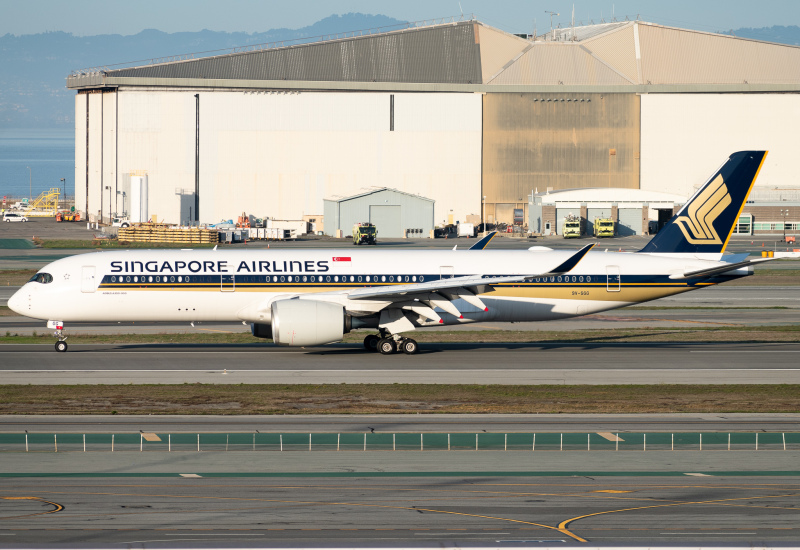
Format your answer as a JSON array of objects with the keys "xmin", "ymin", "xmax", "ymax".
[{"xmin": 674, "ymin": 175, "xmax": 732, "ymax": 245}]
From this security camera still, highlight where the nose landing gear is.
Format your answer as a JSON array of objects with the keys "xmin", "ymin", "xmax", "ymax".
[{"xmin": 48, "ymin": 321, "xmax": 68, "ymax": 352}]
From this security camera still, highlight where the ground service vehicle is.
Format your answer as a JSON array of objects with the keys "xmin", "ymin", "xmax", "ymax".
[
  {"xmin": 562, "ymin": 215, "xmax": 582, "ymax": 238},
  {"xmin": 8, "ymin": 151, "xmax": 773, "ymax": 355},
  {"xmin": 3, "ymin": 212, "xmax": 28, "ymax": 222},
  {"xmin": 111, "ymin": 217, "xmax": 130, "ymax": 227},
  {"xmin": 353, "ymin": 223, "xmax": 377, "ymax": 245},
  {"xmin": 594, "ymin": 218, "xmax": 615, "ymax": 237}
]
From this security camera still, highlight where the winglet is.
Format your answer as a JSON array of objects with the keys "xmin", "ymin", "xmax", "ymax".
[
  {"xmin": 469, "ymin": 231, "xmax": 497, "ymax": 250},
  {"xmin": 547, "ymin": 243, "xmax": 595, "ymax": 274}
]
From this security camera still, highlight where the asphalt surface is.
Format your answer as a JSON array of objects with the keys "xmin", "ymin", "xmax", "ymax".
[
  {"xmin": 1, "ymin": 452, "xmax": 799, "ymax": 545},
  {"xmin": 3, "ymin": 414, "xmax": 799, "ymax": 433},
  {"xmin": 1, "ymin": 342, "xmax": 799, "ymax": 385},
  {"xmin": 3, "ymin": 226, "xmax": 799, "ymax": 547}
]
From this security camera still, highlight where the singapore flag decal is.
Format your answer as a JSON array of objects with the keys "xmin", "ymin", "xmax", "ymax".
[{"xmin": 332, "ymin": 257, "xmax": 351, "ymax": 262}]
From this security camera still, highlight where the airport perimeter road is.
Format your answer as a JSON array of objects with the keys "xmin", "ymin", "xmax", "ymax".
[
  {"xmin": 3, "ymin": 413, "xmax": 799, "ymax": 433},
  {"xmin": 1, "ymin": 451, "xmax": 800, "ymax": 545},
  {"xmin": 1, "ymin": 342, "xmax": 799, "ymax": 384}
]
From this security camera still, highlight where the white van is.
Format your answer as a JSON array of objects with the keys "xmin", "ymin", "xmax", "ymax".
[{"xmin": 3, "ymin": 211, "xmax": 28, "ymax": 222}]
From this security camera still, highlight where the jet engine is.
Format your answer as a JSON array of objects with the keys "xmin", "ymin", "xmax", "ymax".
[
  {"xmin": 270, "ymin": 299, "xmax": 351, "ymax": 346},
  {"xmin": 251, "ymin": 323, "xmax": 272, "ymax": 339}
]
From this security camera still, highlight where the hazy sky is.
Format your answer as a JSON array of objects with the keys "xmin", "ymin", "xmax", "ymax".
[{"xmin": 3, "ymin": 0, "xmax": 799, "ymax": 36}]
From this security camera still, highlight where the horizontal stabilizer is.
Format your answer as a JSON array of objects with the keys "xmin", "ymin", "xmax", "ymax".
[{"xmin": 669, "ymin": 257, "xmax": 774, "ymax": 280}]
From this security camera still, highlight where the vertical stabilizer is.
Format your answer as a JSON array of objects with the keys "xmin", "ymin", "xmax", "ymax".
[{"xmin": 640, "ymin": 151, "xmax": 767, "ymax": 254}]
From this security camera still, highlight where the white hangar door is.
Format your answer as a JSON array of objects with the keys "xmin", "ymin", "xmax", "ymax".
[
  {"xmin": 556, "ymin": 208, "xmax": 580, "ymax": 236},
  {"xmin": 617, "ymin": 208, "xmax": 642, "ymax": 236},
  {"xmin": 370, "ymin": 205, "xmax": 402, "ymax": 238},
  {"xmin": 587, "ymin": 208, "xmax": 612, "ymax": 235}
]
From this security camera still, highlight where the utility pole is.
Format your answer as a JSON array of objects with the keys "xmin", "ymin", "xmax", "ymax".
[
  {"xmin": 545, "ymin": 11, "xmax": 559, "ymax": 38},
  {"xmin": 27, "ymin": 166, "xmax": 31, "ymax": 202}
]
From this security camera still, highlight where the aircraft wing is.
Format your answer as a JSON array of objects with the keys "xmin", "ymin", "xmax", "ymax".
[
  {"xmin": 346, "ymin": 243, "xmax": 594, "ymax": 304},
  {"xmin": 669, "ymin": 257, "xmax": 774, "ymax": 280}
]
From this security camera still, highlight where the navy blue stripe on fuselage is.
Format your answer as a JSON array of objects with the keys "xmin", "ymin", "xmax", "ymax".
[{"xmin": 98, "ymin": 272, "xmax": 747, "ymax": 290}]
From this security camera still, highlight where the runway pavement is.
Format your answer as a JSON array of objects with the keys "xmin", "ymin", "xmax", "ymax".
[
  {"xmin": 1, "ymin": 452, "xmax": 799, "ymax": 545},
  {"xmin": 1, "ymin": 342, "xmax": 799, "ymax": 384}
]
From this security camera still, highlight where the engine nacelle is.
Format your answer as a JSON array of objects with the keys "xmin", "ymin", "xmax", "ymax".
[
  {"xmin": 251, "ymin": 323, "xmax": 272, "ymax": 339},
  {"xmin": 271, "ymin": 299, "xmax": 351, "ymax": 346}
]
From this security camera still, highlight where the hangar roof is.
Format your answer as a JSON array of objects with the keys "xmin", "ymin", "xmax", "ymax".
[
  {"xmin": 324, "ymin": 187, "xmax": 435, "ymax": 204},
  {"xmin": 67, "ymin": 18, "xmax": 800, "ymax": 91}
]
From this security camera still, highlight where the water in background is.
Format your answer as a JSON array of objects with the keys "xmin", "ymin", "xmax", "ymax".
[{"xmin": 0, "ymin": 128, "xmax": 74, "ymax": 201}]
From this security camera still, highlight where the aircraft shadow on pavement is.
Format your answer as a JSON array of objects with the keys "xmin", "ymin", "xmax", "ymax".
[{"xmin": 67, "ymin": 339, "xmax": 727, "ymax": 353}]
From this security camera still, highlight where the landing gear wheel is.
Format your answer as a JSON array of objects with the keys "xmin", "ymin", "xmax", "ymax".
[
  {"xmin": 377, "ymin": 338, "xmax": 396, "ymax": 355},
  {"xmin": 55, "ymin": 340, "xmax": 68, "ymax": 353},
  {"xmin": 363, "ymin": 334, "xmax": 380, "ymax": 352},
  {"xmin": 400, "ymin": 338, "xmax": 418, "ymax": 355}
]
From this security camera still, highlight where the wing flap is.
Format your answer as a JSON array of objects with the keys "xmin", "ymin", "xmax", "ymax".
[{"xmin": 347, "ymin": 243, "xmax": 594, "ymax": 302}]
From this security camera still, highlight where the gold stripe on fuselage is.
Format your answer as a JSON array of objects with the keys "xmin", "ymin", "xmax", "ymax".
[{"xmin": 99, "ymin": 283, "xmax": 698, "ymax": 302}]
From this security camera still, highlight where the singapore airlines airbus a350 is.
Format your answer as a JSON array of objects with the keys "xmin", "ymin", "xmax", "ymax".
[{"xmin": 9, "ymin": 151, "xmax": 770, "ymax": 354}]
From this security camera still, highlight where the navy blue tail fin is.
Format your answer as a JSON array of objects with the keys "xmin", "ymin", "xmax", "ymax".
[{"xmin": 640, "ymin": 151, "xmax": 767, "ymax": 254}]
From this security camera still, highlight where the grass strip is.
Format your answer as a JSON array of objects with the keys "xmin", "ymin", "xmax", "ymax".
[
  {"xmin": 0, "ymin": 269, "xmax": 38, "ymax": 286},
  {"xmin": 3, "ymin": 326, "xmax": 800, "ymax": 344},
  {"xmin": 0, "ymin": 384, "xmax": 798, "ymax": 414}
]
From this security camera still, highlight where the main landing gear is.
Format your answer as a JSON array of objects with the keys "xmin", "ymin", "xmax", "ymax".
[{"xmin": 362, "ymin": 332, "xmax": 418, "ymax": 355}]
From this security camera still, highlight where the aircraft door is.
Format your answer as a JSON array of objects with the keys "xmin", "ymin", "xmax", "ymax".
[
  {"xmin": 440, "ymin": 266, "xmax": 454, "ymax": 279},
  {"xmin": 221, "ymin": 274, "xmax": 235, "ymax": 292},
  {"xmin": 81, "ymin": 266, "xmax": 97, "ymax": 293},
  {"xmin": 606, "ymin": 265, "xmax": 620, "ymax": 292}
]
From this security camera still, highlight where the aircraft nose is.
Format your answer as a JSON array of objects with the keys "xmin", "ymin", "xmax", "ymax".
[{"xmin": 7, "ymin": 288, "xmax": 26, "ymax": 315}]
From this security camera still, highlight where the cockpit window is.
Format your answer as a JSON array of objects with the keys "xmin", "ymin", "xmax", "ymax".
[{"xmin": 28, "ymin": 273, "xmax": 53, "ymax": 284}]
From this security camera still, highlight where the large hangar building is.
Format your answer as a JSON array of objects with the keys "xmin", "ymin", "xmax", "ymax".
[{"xmin": 67, "ymin": 18, "xmax": 800, "ymax": 230}]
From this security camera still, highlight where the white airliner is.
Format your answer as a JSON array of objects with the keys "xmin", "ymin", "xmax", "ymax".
[{"xmin": 9, "ymin": 151, "xmax": 770, "ymax": 354}]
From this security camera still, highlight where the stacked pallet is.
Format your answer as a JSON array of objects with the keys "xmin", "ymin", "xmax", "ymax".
[{"xmin": 117, "ymin": 224, "xmax": 219, "ymax": 244}]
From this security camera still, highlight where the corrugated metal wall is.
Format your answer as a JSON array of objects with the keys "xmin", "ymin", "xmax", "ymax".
[
  {"xmin": 617, "ymin": 207, "xmax": 642, "ymax": 235},
  {"xmin": 110, "ymin": 24, "xmax": 482, "ymax": 85},
  {"xmin": 325, "ymin": 189, "xmax": 434, "ymax": 237},
  {"xmin": 78, "ymin": 91, "xmax": 481, "ymax": 224},
  {"xmin": 482, "ymin": 92, "xmax": 640, "ymax": 224},
  {"xmin": 75, "ymin": 91, "xmax": 106, "ymax": 223},
  {"xmin": 640, "ymin": 94, "xmax": 800, "ymax": 197}
]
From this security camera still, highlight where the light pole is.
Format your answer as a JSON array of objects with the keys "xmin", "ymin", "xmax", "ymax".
[
  {"xmin": 781, "ymin": 208, "xmax": 788, "ymax": 242},
  {"xmin": 27, "ymin": 166, "xmax": 31, "ymax": 203},
  {"xmin": 104, "ymin": 186, "xmax": 111, "ymax": 224},
  {"xmin": 60, "ymin": 178, "xmax": 65, "ymax": 210},
  {"xmin": 482, "ymin": 195, "xmax": 487, "ymax": 236},
  {"xmin": 117, "ymin": 190, "xmax": 126, "ymax": 217}
]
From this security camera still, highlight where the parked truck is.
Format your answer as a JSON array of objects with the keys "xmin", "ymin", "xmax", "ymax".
[
  {"xmin": 562, "ymin": 214, "xmax": 582, "ymax": 238},
  {"xmin": 353, "ymin": 222, "xmax": 377, "ymax": 245},
  {"xmin": 593, "ymin": 218, "xmax": 615, "ymax": 237}
]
